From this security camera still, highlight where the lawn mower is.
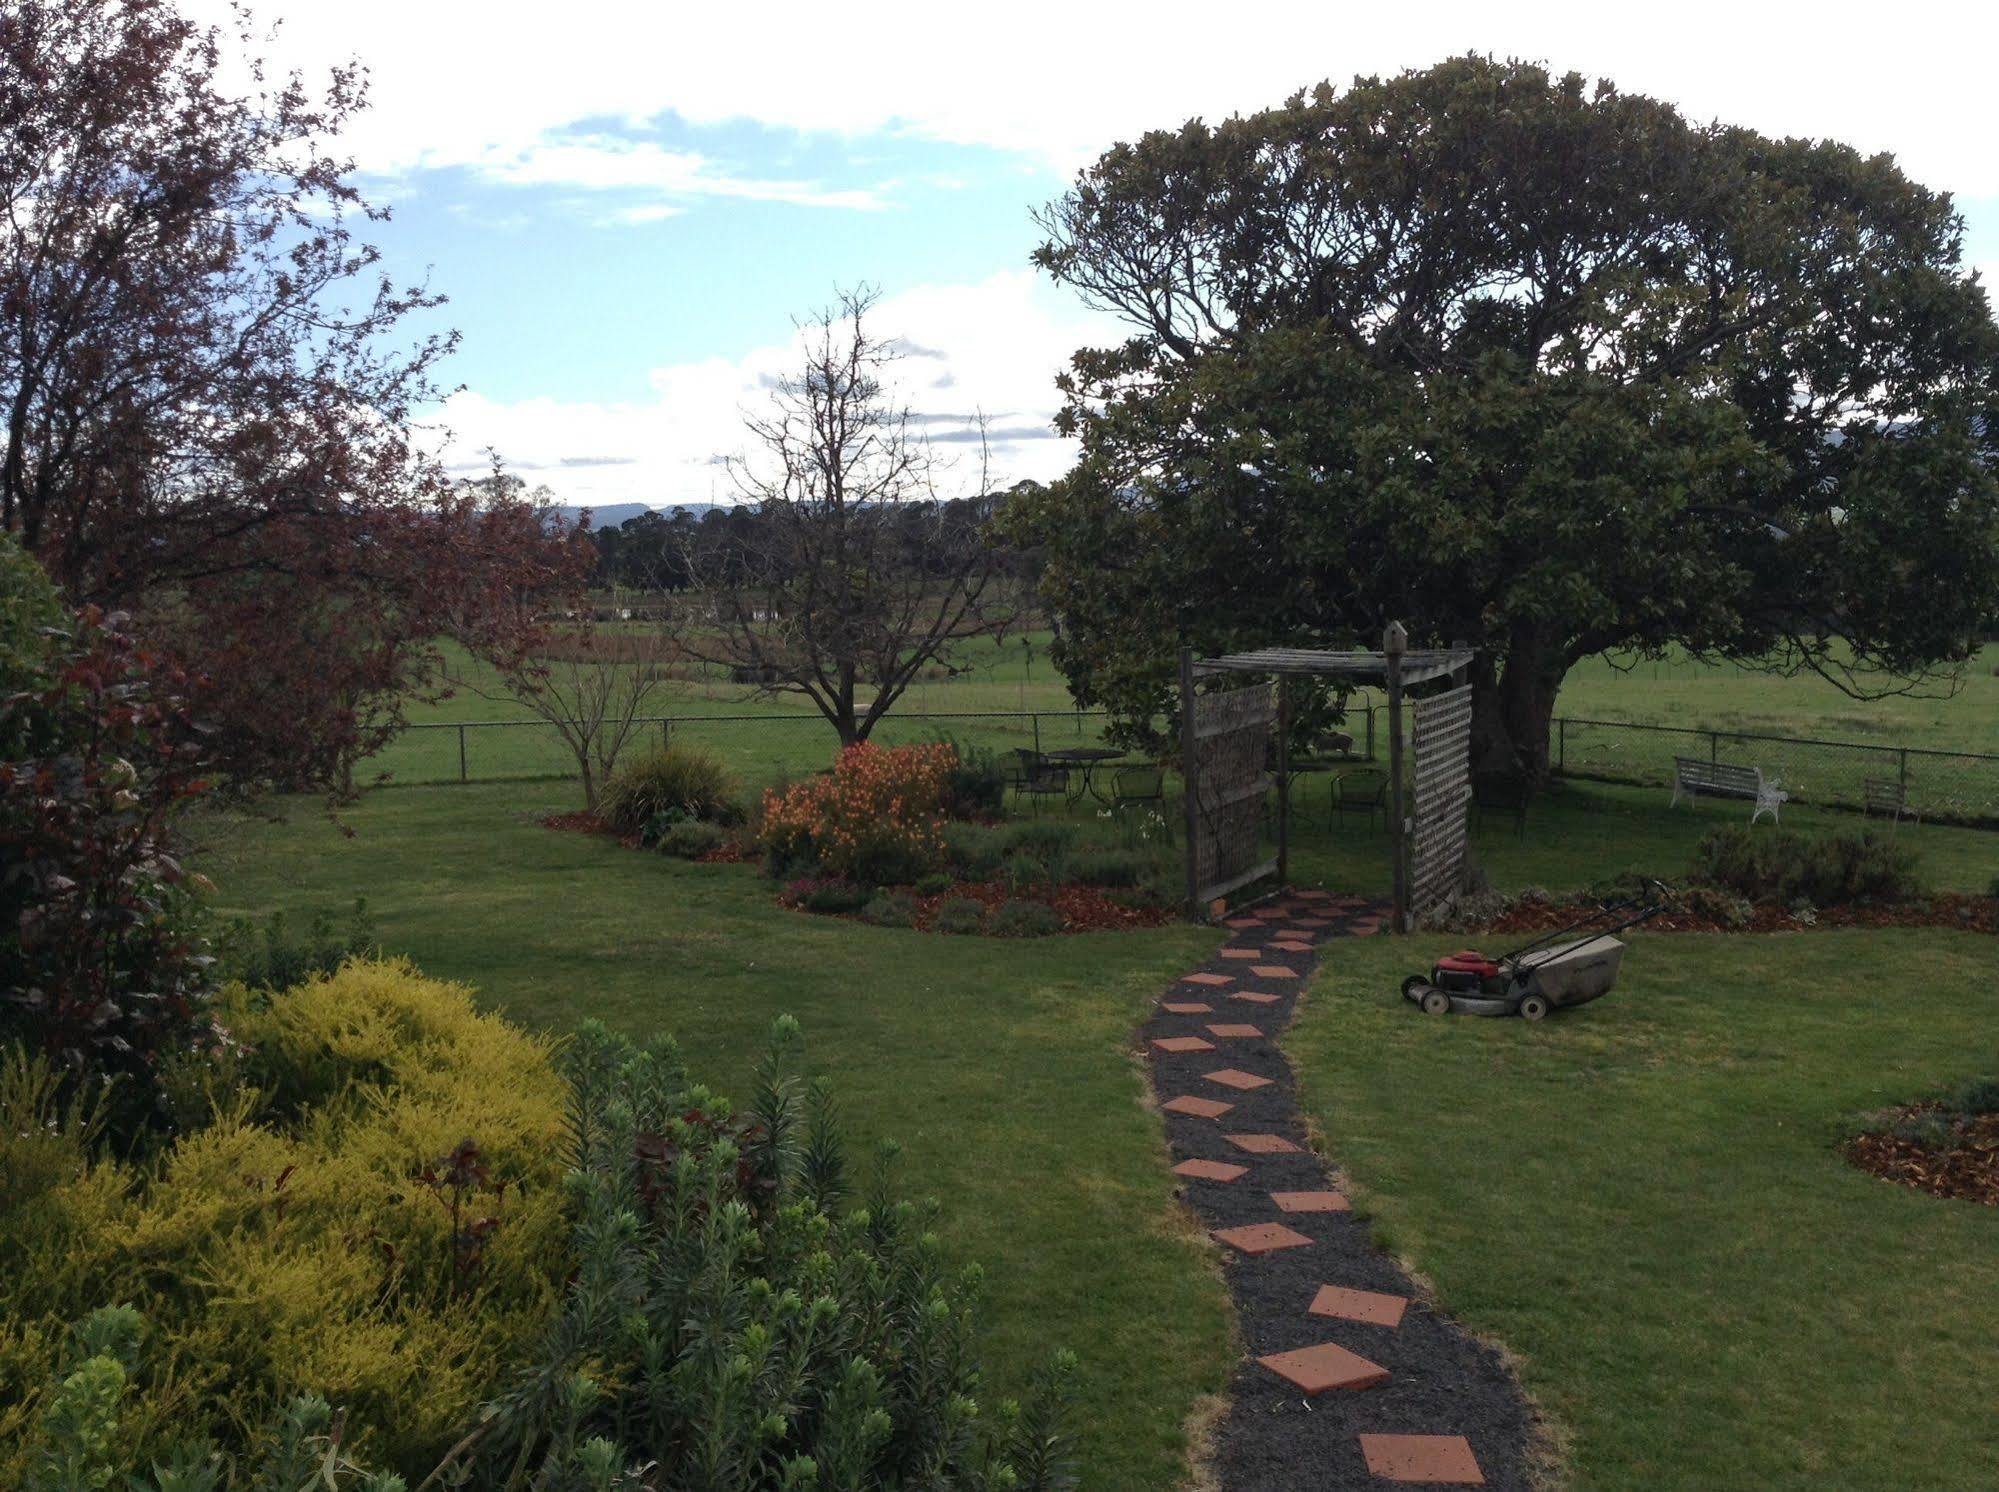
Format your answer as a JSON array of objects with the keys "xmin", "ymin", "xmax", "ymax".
[{"xmin": 1401, "ymin": 880, "xmax": 1672, "ymax": 1021}]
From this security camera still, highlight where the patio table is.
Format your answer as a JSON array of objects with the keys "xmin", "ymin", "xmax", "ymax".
[{"xmin": 1041, "ymin": 746, "xmax": 1129, "ymax": 804}]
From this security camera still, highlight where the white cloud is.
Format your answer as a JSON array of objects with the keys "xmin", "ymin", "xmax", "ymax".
[
  {"xmin": 217, "ymin": 1, "xmax": 1999, "ymax": 196},
  {"xmin": 431, "ymin": 270, "xmax": 1116, "ymax": 506},
  {"xmin": 468, "ymin": 134, "xmax": 888, "ymax": 212}
]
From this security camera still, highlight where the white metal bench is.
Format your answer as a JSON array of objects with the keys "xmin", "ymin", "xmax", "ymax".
[{"xmin": 1669, "ymin": 756, "xmax": 1787, "ymax": 824}]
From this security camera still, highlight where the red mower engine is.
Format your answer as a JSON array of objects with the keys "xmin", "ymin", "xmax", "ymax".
[{"xmin": 1432, "ymin": 950, "xmax": 1504, "ymax": 996}]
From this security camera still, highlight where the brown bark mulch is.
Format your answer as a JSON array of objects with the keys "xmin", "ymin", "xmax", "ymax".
[
  {"xmin": 781, "ymin": 875, "xmax": 1174, "ymax": 934},
  {"xmin": 1843, "ymin": 1109, "xmax": 1999, "ymax": 1206},
  {"xmin": 1476, "ymin": 893, "xmax": 1997, "ymax": 937}
]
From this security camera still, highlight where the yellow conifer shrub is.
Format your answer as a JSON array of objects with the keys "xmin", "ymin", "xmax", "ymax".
[{"xmin": 0, "ymin": 958, "xmax": 570, "ymax": 1479}]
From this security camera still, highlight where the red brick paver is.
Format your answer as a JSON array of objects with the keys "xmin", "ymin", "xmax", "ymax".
[
  {"xmin": 1182, "ymin": 972, "xmax": 1234, "ymax": 987},
  {"xmin": 1219, "ymin": 948, "xmax": 1262, "ymax": 959},
  {"xmin": 1230, "ymin": 991, "xmax": 1282, "ymax": 1005},
  {"xmin": 1212, "ymin": 1221, "xmax": 1314, "ymax": 1255},
  {"xmin": 1162, "ymin": 1001, "xmax": 1213, "ymax": 1014},
  {"xmin": 1270, "ymin": 939, "xmax": 1313, "ymax": 952},
  {"xmin": 1206, "ymin": 1023, "xmax": 1264, "ymax": 1038},
  {"xmin": 1271, "ymin": 1189, "xmax": 1350, "ymax": 1213},
  {"xmin": 1152, "ymin": 1035, "xmax": 1216, "ymax": 1053},
  {"xmin": 1161, "ymin": 1094, "xmax": 1233, "ymax": 1118},
  {"xmin": 1173, "ymin": 1157, "xmax": 1249, "ymax": 1183},
  {"xmin": 1357, "ymin": 1434, "xmax": 1484, "ymax": 1484},
  {"xmin": 1256, "ymin": 1341, "xmax": 1390, "ymax": 1394},
  {"xmin": 1225, "ymin": 1132, "xmax": 1302, "ymax": 1154},
  {"xmin": 1309, "ymin": 1284, "xmax": 1409, "ymax": 1327},
  {"xmin": 1251, "ymin": 964, "xmax": 1300, "ymax": 979},
  {"xmin": 1205, "ymin": 1068, "xmax": 1274, "ymax": 1091}
]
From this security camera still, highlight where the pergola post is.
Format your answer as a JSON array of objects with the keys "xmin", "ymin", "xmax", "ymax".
[
  {"xmin": 1384, "ymin": 621, "xmax": 1409, "ymax": 934},
  {"xmin": 1275, "ymin": 678, "xmax": 1292, "ymax": 890},
  {"xmin": 1179, "ymin": 646, "xmax": 1201, "ymax": 918}
]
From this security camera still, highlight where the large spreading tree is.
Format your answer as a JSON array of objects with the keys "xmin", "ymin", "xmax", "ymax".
[
  {"xmin": 1, "ymin": 0, "xmax": 572, "ymax": 793},
  {"xmin": 1003, "ymin": 56, "xmax": 1999, "ymax": 785}
]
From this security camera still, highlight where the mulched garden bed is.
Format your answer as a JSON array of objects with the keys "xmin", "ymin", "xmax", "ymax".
[
  {"xmin": 1473, "ymin": 892, "xmax": 1997, "ymax": 936},
  {"xmin": 1843, "ymin": 1107, "xmax": 1999, "ymax": 1206},
  {"xmin": 780, "ymin": 876, "xmax": 1174, "ymax": 934}
]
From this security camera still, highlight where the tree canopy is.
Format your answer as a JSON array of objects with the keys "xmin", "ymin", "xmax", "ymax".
[
  {"xmin": 0, "ymin": 0, "xmax": 572, "ymax": 793},
  {"xmin": 1002, "ymin": 56, "xmax": 1999, "ymax": 781}
]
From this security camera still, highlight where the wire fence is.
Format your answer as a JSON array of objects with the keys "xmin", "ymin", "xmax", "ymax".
[
  {"xmin": 367, "ymin": 710, "xmax": 1119, "ymax": 790},
  {"xmin": 1553, "ymin": 717, "xmax": 1999, "ymax": 827},
  {"xmin": 367, "ymin": 706, "xmax": 1999, "ymax": 829}
]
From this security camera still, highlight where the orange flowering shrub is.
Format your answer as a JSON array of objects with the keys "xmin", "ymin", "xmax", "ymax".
[{"xmin": 760, "ymin": 741, "xmax": 955, "ymax": 885}]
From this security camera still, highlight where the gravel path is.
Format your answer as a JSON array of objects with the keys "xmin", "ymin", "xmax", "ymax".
[{"xmin": 1141, "ymin": 889, "xmax": 1537, "ymax": 1489}]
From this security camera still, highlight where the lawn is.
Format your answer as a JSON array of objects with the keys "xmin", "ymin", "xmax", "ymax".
[
  {"xmin": 192, "ymin": 782, "xmax": 1232, "ymax": 1490},
  {"xmin": 1289, "ymin": 930, "xmax": 1999, "ymax": 1489}
]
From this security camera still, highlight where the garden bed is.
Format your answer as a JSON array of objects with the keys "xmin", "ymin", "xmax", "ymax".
[
  {"xmin": 1843, "ymin": 1106, "xmax": 1999, "ymax": 1206},
  {"xmin": 1467, "ymin": 891, "xmax": 1997, "ymax": 937},
  {"xmin": 780, "ymin": 875, "xmax": 1174, "ymax": 934},
  {"xmin": 540, "ymin": 809, "xmax": 751, "ymax": 862}
]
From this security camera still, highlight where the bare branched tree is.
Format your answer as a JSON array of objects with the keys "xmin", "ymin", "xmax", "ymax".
[{"xmin": 681, "ymin": 288, "xmax": 1018, "ymax": 745}]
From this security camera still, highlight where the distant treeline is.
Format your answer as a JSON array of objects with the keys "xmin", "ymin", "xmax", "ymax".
[{"xmin": 581, "ymin": 488, "xmax": 1044, "ymax": 593}]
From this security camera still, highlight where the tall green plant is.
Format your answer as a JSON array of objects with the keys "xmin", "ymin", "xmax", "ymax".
[{"xmin": 449, "ymin": 1017, "xmax": 1076, "ymax": 1490}]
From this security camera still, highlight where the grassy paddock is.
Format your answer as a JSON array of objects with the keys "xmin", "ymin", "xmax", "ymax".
[
  {"xmin": 192, "ymin": 783, "xmax": 1231, "ymax": 1489},
  {"xmin": 1289, "ymin": 931, "xmax": 1999, "ymax": 1489}
]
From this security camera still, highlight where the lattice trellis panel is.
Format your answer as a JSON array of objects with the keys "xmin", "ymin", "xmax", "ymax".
[
  {"xmin": 1409, "ymin": 684, "xmax": 1473, "ymax": 917},
  {"xmin": 1191, "ymin": 683, "xmax": 1276, "ymax": 904}
]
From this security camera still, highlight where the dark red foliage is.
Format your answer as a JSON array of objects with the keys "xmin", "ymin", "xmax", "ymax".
[
  {"xmin": 0, "ymin": 2, "xmax": 585, "ymax": 795},
  {"xmin": 0, "ymin": 604, "xmax": 219, "ymax": 1085}
]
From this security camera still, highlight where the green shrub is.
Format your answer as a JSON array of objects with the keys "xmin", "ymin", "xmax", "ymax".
[
  {"xmin": 803, "ymin": 880, "xmax": 872, "ymax": 914},
  {"xmin": 217, "ymin": 898, "xmax": 377, "ymax": 992},
  {"xmin": 1889, "ymin": 1111, "xmax": 1954, "ymax": 1148},
  {"xmin": 0, "ymin": 960, "xmax": 569, "ymax": 1481},
  {"xmin": 944, "ymin": 822, "xmax": 1006, "ymax": 879},
  {"xmin": 443, "ymin": 1018, "xmax": 1078, "ymax": 1490},
  {"xmin": 655, "ymin": 819, "xmax": 726, "ymax": 859},
  {"xmin": 1944, "ymin": 1076, "xmax": 1999, "ymax": 1116},
  {"xmin": 935, "ymin": 736, "xmax": 1007, "ymax": 819},
  {"xmin": 600, "ymin": 745, "xmax": 741, "ymax": 835},
  {"xmin": 986, "ymin": 900, "xmax": 1065, "ymax": 938},
  {"xmin": 934, "ymin": 897, "xmax": 988, "ymax": 935},
  {"xmin": 1070, "ymin": 850, "xmax": 1141, "ymax": 888},
  {"xmin": 1691, "ymin": 826, "xmax": 1921, "ymax": 906},
  {"xmin": 1672, "ymin": 885, "xmax": 1756, "ymax": 929},
  {"xmin": 1003, "ymin": 855, "xmax": 1049, "ymax": 892},
  {"xmin": 914, "ymin": 871, "xmax": 955, "ymax": 896},
  {"xmin": 862, "ymin": 890, "xmax": 918, "ymax": 928},
  {"xmin": 1003, "ymin": 820, "xmax": 1075, "ymax": 864}
]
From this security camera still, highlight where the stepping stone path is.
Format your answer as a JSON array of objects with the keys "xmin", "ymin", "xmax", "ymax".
[{"xmin": 1141, "ymin": 890, "xmax": 1533, "ymax": 1489}]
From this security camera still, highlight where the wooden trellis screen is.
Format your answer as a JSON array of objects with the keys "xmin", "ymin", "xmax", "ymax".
[
  {"xmin": 1408, "ymin": 683, "xmax": 1474, "ymax": 918},
  {"xmin": 1186, "ymin": 681, "xmax": 1277, "ymax": 908}
]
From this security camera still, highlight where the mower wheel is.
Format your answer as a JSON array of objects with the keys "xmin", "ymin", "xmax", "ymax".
[
  {"xmin": 1518, "ymin": 993, "xmax": 1551, "ymax": 1022},
  {"xmin": 1419, "ymin": 987, "xmax": 1452, "ymax": 1017},
  {"xmin": 1400, "ymin": 974, "xmax": 1430, "ymax": 1001}
]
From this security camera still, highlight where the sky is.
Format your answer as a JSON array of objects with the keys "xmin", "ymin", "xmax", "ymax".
[{"xmin": 203, "ymin": 0, "xmax": 1999, "ymax": 509}]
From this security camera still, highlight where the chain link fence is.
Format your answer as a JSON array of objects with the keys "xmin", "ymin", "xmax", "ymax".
[
  {"xmin": 366, "ymin": 705, "xmax": 1998, "ymax": 830},
  {"xmin": 1553, "ymin": 717, "xmax": 1999, "ymax": 827},
  {"xmin": 367, "ymin": 710, "xmax": 1118, "ymax": 789}
]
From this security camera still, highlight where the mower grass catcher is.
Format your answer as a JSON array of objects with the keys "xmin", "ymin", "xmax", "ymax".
[{"xmin": 1401, "ymin": 880, "xmax": 1670, "ymax": 1021}]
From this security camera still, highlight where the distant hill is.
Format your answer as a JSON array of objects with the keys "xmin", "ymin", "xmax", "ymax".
[{"xmin": 551, "ymin": 502, "xmax": 721, "ymax": 530}]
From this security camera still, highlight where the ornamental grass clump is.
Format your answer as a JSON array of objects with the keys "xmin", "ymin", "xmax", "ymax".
[
  {"xmin": 599, "ymin": 744, "xmax": 742, "ymax": 836},
  {"xmin": 760, "ymin": 741, "xmax": 955, "ymax": 885},
  {"xmin": 442, "ymin": 1017, "xmax": 1078, "ymax": 1490}
]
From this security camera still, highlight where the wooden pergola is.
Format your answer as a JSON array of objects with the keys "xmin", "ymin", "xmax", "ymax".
[{"xmin": 1178, "ymin": 623, "xmax": 1475, "ymax": 931}]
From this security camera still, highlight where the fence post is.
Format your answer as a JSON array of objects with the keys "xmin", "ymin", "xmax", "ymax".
[
  {"xmin": 458, "ymin": 724, "xmax": 467, "ymax": 783},
  {"xmin": 1032, "ymin": 713, "xmax": 1042, "ymax": 756},
  {"xmin": 662, "ymin": 717, "xmax": 671, "ymax": 753},
  {"xmin": 1558, "ymin": 717, "xmax": 1567, "ymax": 773},
  {"xmin": 1898, "ymin": 747, "xmax": 1908, "ymax": 792},
  {"xmin": 1365, "ymin": 705, "xmax": 1375, "ymax": 761},
  {"xmin": 1710, "ymin": 731, "xmax": 1719, "ymax": 765}
]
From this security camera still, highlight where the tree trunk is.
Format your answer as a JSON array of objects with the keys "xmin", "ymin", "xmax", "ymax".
[
  {"xmin": 1468, "ymin": 627, "xmax": 1567, "ymax": 791},
  {"xmin": 578, "ymin": 756, "xmax": 598, "ymax": 812}
]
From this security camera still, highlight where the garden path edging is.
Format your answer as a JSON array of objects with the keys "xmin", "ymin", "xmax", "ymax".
[{"xmin": 1143, "ymin": 889, "xmax": 1536, "ymax": 1490}]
